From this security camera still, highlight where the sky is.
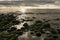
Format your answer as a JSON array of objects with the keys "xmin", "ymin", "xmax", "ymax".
[
  {"xmin": 0, "ymin": 0, "xmax": 60, "ymax": 5},
  {"xmin": 0, "ymin": 0, "xmax": 60, "ymax": 13}
]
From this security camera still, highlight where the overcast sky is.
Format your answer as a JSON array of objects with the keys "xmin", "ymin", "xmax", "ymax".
[
  {"xmin": 0, "ymin": 0, "xmax": 58, "ymax": 1},
  {"xmin": 0, "ymin": 0, "xmax": 60, "ymax": 12},
  {"xmin": 0, "ymin": 0, "xmax": 60, "ymax": 5}
]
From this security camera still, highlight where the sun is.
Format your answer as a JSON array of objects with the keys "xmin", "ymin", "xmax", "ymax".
[{"xmin": 19, "ymin": 8, "xmax": 27, "ymax": 13}]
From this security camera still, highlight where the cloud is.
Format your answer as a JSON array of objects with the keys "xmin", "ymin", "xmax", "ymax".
[{"xmin": 0, "ymin": 0, "xmax": 59, "ymax": 6}]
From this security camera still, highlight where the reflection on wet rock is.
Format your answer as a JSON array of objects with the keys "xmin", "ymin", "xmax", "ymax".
[{"xmin": 0, "ymin": 12, "xmax": 60, "ymax": 40}]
